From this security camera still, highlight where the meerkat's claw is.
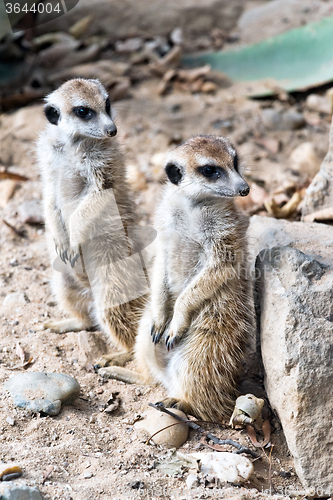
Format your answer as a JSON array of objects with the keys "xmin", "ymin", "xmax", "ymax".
[
  {"xmin": 70, "ymin": 254, "xmax": 79, "ymax": 268},
  {"xmin": 151, "ymin": 324, "xmax": 166, "ymax": 344},
  {"xmin": 58, "ymin": 250, "xmax": 67, "ymax": 263},
  {"xmin": 165, "ymin": 335, "xmax": 178, "ymax": 351},
  {"xmin": 153, "ymin": 331, "xmax": 164, "ymax": 345},
  {"xmin": 155, "ymin": 397, "xmax": 193, "ymax": 415}
]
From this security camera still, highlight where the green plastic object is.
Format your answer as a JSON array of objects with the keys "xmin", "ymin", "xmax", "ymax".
[{"xmin": 183, "ymin": 15, "xmax": 333, "ymax": 95}]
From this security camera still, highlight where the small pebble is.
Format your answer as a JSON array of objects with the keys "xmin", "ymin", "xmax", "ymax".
[
  {"xmin": 279, "ymin": 470, "xmax": 291, "ymax": 478},
  {"xmin": 3, "ymin": 292, "xmax": 29, "ymax": 307},
  {"xmin": 130, "ymin": 481, "xmax": 144, "ymax": 490},
  {"xmin": 170, "ymin": 27, "xmax": 183, "ymax": 45},
  {"xmin": 2, "ymin": 473, "xmax": 22, "ymax": 481},
  {"xmin": 0, "ymin": 464, "xmax": 23, "ymax": 480},
  {"xmin": 6, "ymin": 417, "xmax": 15, "ymax": 426},
  {"xmin": 186, "ymin": 473, "xmax": 200, "ymax": 489},
  {"xmin": 261, "ymin": 108, "xmax": 305, "ymax": 131},
  {"xmin": 306, "ymin": 93, "xmax": 331, "ymax": 114},
  {"xmin": 83, "ymin": 472, "xmax": 93, "ymax": 479},
  {"xmin": 134, "ymin": 408, "xmax": 188, "ymax": 448}
]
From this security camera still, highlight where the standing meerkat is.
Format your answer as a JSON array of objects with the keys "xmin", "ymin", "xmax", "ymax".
[
  {"xmin": 103, "ymin": 135, "xmax": 253, "ymax": 420},
  {"xmin": 37, "ymin": 78, "xmax": 148, "ymax": 365}
]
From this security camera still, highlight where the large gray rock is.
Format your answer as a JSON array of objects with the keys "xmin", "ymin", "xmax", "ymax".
[
  {"xmin": 302, "ymin": 116, "xmax": 333, "ymax": 218},
  {"xmin": 37, "ymin": 0, "xmax": 244, "ymax": 39},
  {"xmin": 4, "ymin": 372, "xmax": 80, "ymax": 416},
  {"xmin": 249, "ymin": 216, "xmax": 333, "ymax": 496},
  {"xmin": 0, "ymin": 484, "xmax": 42, "ymax": 500}
]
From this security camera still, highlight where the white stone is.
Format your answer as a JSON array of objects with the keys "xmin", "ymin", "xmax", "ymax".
[
  {"xmin": 306, "ymin": 94, "xmax": 331, "ymax": 115},
  {"xmin": 3, "ymin": 293, "xmax": 28, "ymax": 307},
  {"xmin": 190, "ymin": 452, "xmax": 253, "ymax": 483},
  {"xmin": 186, "ymin": 473, "xmax": 199, "ymax": 489}
]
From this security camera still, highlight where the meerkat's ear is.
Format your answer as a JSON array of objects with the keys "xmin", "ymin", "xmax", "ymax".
[
  {"xmin": 44, "ymin": 105, "xmax": 61, "ymax": 125},
  {"xmin": 165, "ymin": 162, "xmax": 182, "ymax": 185}
]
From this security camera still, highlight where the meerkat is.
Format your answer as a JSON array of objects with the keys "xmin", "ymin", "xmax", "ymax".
[
  {"xmin": 37, "ymin": 78, "xmax": 148, "ymax": 365},
  {"xmin": 102, "ymin": 135, "xmax": 253, "ymax": 421}
]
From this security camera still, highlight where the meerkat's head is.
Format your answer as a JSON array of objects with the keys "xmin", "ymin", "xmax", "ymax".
[
  {"xmin": 43, "ymin": 78, "xmax": 117, "ymax": 140},
  {"xmin": 164, "ymin": 135, "xmax": 249, "ymax": 199}
]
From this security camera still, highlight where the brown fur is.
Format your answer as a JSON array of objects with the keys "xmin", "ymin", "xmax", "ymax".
[
  {"xmin": 105, "ymin": 136, "xmax": 254, "ymax": 420},
  {"xmin": 37, "ymin": 79, "xmax": 147, "ymax": 363}
]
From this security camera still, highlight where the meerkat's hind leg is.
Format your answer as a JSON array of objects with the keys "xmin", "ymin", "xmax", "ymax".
[
  {"xmin": 98, "ymin": 366, "xmax": 145, "ymax": 385},
  {"xmin": 156, "ymin": 397, "xmax": 195, "ymax": 416},
  {"xmin": 42, "ymin": 317, "xmax": 93, "ymax": 333},
  {"xmin": 95, "ymin": 351, "xmax": 133, "ymax": 369}
]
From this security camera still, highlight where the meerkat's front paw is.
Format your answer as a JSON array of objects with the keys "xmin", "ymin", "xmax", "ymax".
[
  {"xmin": 164, "ymin": 316, "xmax": 188, "ymax": 350},
  {"xmin": 156, "ymin": 397, "xmax": 193, "ymax": 415},
  {"xmin": 151, "ymin": 321, "xmax": 168, "ymax": 345}
]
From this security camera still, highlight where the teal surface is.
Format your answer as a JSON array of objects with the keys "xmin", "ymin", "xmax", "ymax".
[{"xmin": 183, "ymin": 15, "xmax": 333, "ymax": 94}]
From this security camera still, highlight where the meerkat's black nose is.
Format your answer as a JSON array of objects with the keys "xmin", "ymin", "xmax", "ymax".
[
  {"xmin": 106, "ymin": 124, "xmax": 117, "ymax": 137},
  {"xmin": 239, "ymin": 186, "xmax": 250, "ymax": 197}
]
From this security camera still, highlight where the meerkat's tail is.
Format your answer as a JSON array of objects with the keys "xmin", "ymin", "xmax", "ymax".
[{"xmin": 98, "ymin": 366, "xmax": 145, "ymax": 385}]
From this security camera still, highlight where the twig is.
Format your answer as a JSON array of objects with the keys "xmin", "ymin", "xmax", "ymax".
[
  {"xmin": 148, "ymin": 402, "xmax": 259, "ymax": 458},
  {"xmin": 262, "ymin": 444, "xmax": 275, "ymax": 493},
  {"xmin": 148, "ymin": 420, "xmax": 193, "ymax": 443},
  {"xmin": 0, "ymin": 166, "xmax": 29, "ymax": 181},
  {"xmin": 3, "ymin": 220, "xmax": 27, "ymax": 238}
]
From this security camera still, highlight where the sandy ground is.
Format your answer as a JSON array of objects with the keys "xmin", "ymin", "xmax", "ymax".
[{"xmin": 1, "ymin": 79, "xmax": 327, "ymax": 499}]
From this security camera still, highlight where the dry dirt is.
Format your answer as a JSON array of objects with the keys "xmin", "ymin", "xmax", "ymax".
[
  {"xmin": 1, "ymin": 79, "xmax": 327, "ymax": 500},
  {"xmin": 1, "ymin": 2, "xmax": 332, "ymax": 499}
]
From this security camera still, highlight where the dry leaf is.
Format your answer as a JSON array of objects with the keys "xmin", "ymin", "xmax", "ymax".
[
  {"xmin": 9, "ymin": 341, "xmax": 34, "ymax": 369},
  {"xmin": 42, "ymin": 465, "xmax": 54, "ymax": 484},
  {"xmin": 303, "ymin": 207, "xmax": 333, "ymax": 222},
  {"xmin": 3, "ymin": 220, "xmax": 27, "ymax": 238},
  {"xmin": 265, "ymin": 191, "xmax": 302, "ymax": 219},
  {"xmin": 69, "ymin": 15, "xmax": 93, "ymax": 39},
  {"xmin": 16, "ymin": 341, "xmax": 26, "ymax": 365},
  {"xmin": 155, "ymin": 450, "xmax": 199, "ymax": 476},
  {"xmin": 0, "ymin": 180, "xmax": 18, "ymax": 208}
]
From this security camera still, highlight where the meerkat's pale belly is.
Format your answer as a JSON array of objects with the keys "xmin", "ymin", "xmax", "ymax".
[{"xmin": 166, "ymin": 233, "xmax": 204, "ymax": 295}]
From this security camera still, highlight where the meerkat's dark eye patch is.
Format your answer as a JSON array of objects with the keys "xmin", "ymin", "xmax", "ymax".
[
  {"xmin": 73, "ymin": 107, "xmax": 96, "ymax": 120},
  {"xmin": 165, "ymin": 163, "xmax": 182, "ymax": 185},
  {"xmin": 197, "ymin": 165, "xmax": 224, "ymax": 181},
  {"xmin": 233, "ymin": 153, "xmax": 239, "ymax": 172},
  {"xmin": 44, "ymin": 105, "xmax": 60, "ymax": 125},
  {"xmin": 105, "ymin": 97, "xmax": 111, "ymax": 116}
]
